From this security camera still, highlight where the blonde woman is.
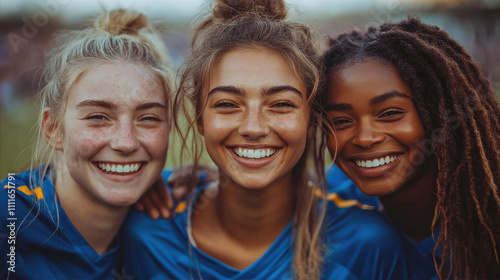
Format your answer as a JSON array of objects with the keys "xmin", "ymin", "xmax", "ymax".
[{"xmin": 0, "ymin": 9, "xmax": 173, "ymax": 279}]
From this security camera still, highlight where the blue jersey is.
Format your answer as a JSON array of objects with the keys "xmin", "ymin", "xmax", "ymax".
[
  {"xmin": 326, "ymin": 164, "xmax": 439, "ymax": 280},
  {"xmin": 121, "ymin": 170, "xmax": 408, "ymax": 280},
  {"xmin": 0, "ymin": 168, "xmax": 121, "ymax": 280}
]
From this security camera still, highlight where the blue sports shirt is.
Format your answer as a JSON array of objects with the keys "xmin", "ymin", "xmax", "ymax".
[
  {"xmin": 326, "ymin": 164, "xmax": 439, "ymax": 280},
  {"xmin": 121, "ymin": 169, "xmax": 409, "ymax": 280},
  {"xmin": 0, "ymin": 168, "xmax": 121, "ymax": 280}
]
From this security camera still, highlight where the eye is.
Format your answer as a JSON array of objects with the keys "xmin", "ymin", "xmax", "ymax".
[
  {"xmin": 271, "ymin": 101, "xmax": 296, "ymax": 108},
  {"xmin": 332, "ymin": 118, "xmax": 353, "ymax": 129},
  {"xmin": 379, "ymin": 109, "xmax": 405, "ymax": 119},
  {"xmin": 214, "ymin": 101, "xmax": 238, "ymax": 109},
  {"xmin": 140, "ymin": 116, "xmax": 162, "ymax": 122},
  {"xmin": 86, "ymin": 114, "xmax": 108, "ymax": 121}
]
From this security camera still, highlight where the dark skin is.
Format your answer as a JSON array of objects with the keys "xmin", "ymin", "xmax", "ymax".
[{"xmin": 326, "ymin": 59, "xmax": 438, "ymax": 242}]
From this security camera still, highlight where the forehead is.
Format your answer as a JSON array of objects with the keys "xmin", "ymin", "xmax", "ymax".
[
  {"xmin": 68, "ymin": 63, "xmax": 166, "ymax": 106},
  {"xmin": 209, "ymin": 47, "xmax": 306, "ymax": 93},
  {"xmin": 328, "ymin": 58, "xmax": 412, "ymax": 101}
]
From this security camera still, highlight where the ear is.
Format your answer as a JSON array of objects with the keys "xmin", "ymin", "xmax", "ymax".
[{"xmin": 42, "ymin": 109, "xmax": 63, "ymax": 151}]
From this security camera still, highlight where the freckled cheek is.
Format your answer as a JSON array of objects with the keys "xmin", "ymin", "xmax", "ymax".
[
  {"xmin": 270, "ymin": 115, "xmax": 308, "ymax": 144},
  {"xmin": 203, "ymin": 115, "xmax": 236, "ymax": 137},
  {"xmin": 138, "ymin": 128, "xmax": 170, "ymax": 157},
  {"xmin": 65, "ymin": 128, "xmax": 109, "ymax": 159}
]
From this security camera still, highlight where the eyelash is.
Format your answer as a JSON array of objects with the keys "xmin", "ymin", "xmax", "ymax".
[
  {"xmin": 214, "ymin": 101, "xmax": 237, "ymax": 109},
  {"xmin": 272, "ymin": 101, "xmax": 296, "ymax": 108},
  {"xmin": 86, "ymin": 114, "xmax": 108, "ymax": 121},
  {"xmin": 379, "ymin": 109, "xmax": 404, "ymax": 119}
]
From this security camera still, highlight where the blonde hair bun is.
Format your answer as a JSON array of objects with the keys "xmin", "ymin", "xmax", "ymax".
[{"xmin": 95, "ymin": 9, "xmax": 151, "ymax": 36}]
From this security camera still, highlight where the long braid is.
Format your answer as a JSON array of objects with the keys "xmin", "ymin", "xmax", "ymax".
[{"xmin": 324, "ymin": 16, "xmax": 500, "ymax": 280}]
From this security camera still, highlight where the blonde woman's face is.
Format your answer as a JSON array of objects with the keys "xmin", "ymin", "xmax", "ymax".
[
  {"xmin": 56, "ymin": 63, "xmax": 169, "ymax": 206},
  {"xmin": 198, "ymin": 47, "xmax": 309, "ymax": 190}
]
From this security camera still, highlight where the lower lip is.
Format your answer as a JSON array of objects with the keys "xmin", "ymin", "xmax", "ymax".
[
  {"xmin": 229, "ymin": 148, "xmax": 279, "ymax": 169},
  {"xmin": 348, "ymin": 156, "xmax": 402, "ymax": 178},
  {"xmin": 93, "ymin": 163, "xmax": 147, "ymax": 183}
]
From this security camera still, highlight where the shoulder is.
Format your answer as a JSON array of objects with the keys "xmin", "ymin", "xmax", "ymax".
[
  {"xmin": 322, "ymin": 194, "xmax": 408, "ymax": 279},
  {"xmin": 326, "ymin": 164, "xmax": 380, "ymax": 207}
]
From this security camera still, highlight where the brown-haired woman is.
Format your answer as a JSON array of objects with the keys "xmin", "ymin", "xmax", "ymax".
[{"xmin": 121, "ymin": 1, "xmax": 408, "ymax": 279}]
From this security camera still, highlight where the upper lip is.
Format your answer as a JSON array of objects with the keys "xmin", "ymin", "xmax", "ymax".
[{"xmin": 346, "ymin": 151, "xmax": 403, "ymax": 161}]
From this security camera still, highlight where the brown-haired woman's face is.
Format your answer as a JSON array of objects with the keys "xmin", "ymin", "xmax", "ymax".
[
  {"xmin": 198, "ymin": 47, "xmax": 309, "ymax": 190},
  {"xmin": 325, "ymin": 58, "xmax": 430, "ymax": 196}
]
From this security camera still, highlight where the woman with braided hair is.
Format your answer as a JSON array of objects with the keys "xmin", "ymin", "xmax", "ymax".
[
  {"xmin": 121, "ymin": 0, "xmax": 409, "ymax": 279},
  {"xmin": 323, "ymin": 16, "xmax": 500, "ymax": 280}
]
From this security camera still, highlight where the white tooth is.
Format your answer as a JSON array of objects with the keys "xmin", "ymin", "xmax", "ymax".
[
  {"xmin": 238, "ymin": 148, "xmax": 243, "ymax": 156},
  {"xmin": 117, "ymin": 165, "xmax": 123, "ymax": 173},
  {"xmin": 385, "ymin": 156, "xmax": 390, "ymax": 163},
  {"xmin": 111, "ymin": 165, "xmax": 116, "ymax": 172},
  {"xmin": 365, "ymin": 160, "xmax": 373, "ymax": 168},
  {"xmin": 248, "ymin": 150, "xmax": 255, "ymax": 158},
  {"xmin": 390, "ymin": 157, "xmax": 394, "ymax": 162},
  {"xmin": 361, "ymin": 161, "xmax": 366, "ymax": 167},
  {"xmin": 255, "ymin": 150, "xmax": 261, "ymax": 158},
  {"xmin": 373, "ymin": 159, "xmax": 380, "ymax": 167},
  {"xmin": 266, "ymin": 149, "xmax": 271, "ymax": 157},
  {"xmin": 243, "ymin": 149, "xmax": 248, "ymax": 157},
  {"xmin": 135, "ymin": 163, "xmax": 140, "ymax": 171},
  {"xmin": 380, "ymin": 157, "xmax": 385, "ymax": 165},
  {"xmin": 105, "ymin": 164, "xmax": 111, "ymax": 172},
  {"xmin": 124, "ymin": 165, "xmax": 130, "ymax": 173}
]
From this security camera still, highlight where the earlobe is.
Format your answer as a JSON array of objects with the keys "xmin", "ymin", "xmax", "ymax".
[{"xmin": 42, "ymin": 109, "xmax": 63, "ymax": 151}]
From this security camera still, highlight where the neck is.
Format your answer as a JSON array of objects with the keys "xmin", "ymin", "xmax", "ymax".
[
  {"xmin": 194, "ymin": 173, "xmax": 294, "ymax": 246},
  {"xmin": 379, "ymin": 160, "xmax": 438, "ymax": 242},
  {"xmin": 54, "ymin": 164, "xmax": 128, "ymax": 255}
]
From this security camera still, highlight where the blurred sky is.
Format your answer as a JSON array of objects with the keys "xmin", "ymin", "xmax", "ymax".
[{"xmin": 0, "ymin": 0, "xmax": 410, "ymax": 22}]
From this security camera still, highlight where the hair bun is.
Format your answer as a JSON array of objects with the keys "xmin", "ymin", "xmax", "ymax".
[
  {"xmin": 95, "ymin": 9, "xmax": 150, "ymax": 36},
  {"xmin": 213, "ymin": 0, "xmax": 287, "ymax": 20}
]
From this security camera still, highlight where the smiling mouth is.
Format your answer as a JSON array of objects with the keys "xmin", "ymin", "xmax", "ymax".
[
  {"xmin": 354, "ymin": 155, "xmax": 400, "ymax": 168},
  {"xmin": 95, "ymin": 162, "xmax": 144, "ymax": 174},
  {"xmin": 233, "ymin": 148, "xmax": 276, "ymax": 159}
]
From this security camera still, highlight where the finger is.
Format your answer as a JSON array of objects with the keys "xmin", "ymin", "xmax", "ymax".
[
  {"xmin": 140, "ymin": 193, "xmax": 159, "ymax": 220},
  {"xmin": 135, "ymin": 201, "xmax": 145, "ymax": 211},
  {"xmin": 149, "ymin": 183, "xmax": 171, "ymax": 219},
  {"xmin": 173, "ymin": 185, "xmax": 188, "ymax": 199}
]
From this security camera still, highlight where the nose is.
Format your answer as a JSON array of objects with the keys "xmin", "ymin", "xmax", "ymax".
[
  {"xmin": 110, "ymin": 121, "xmax": 140, "ymax": 153},
  {"xmin": 352, "ymin": 118, "xmax": 384, "ymax": 148},
  {"xmin": 238, "ymin": 105, "xmax": 269, "ymax": 140}
]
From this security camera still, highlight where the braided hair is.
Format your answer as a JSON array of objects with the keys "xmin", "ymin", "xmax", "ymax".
[{"xmin": 323, "ymin": 16, "xmax": 500, "ymax": 280}]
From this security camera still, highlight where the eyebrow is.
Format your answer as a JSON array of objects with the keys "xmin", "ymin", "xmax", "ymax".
[
  {"xmin": 76, "ymin": 100, "xmax": 165, "ymax": 110},
  {"xmin": 76, "ymin": 100, "xmax": 117, "ymax": 110},
  {"xmin": 369, "ymin": 90, "xmax": 411, "ymax": 106},
  {"xmin": 208, "ymin": 85, "xmax": 303, "ymax": 98},
  {"xmin": 325, "ymin": 90, "xmax": 411, "ymax": 112}
]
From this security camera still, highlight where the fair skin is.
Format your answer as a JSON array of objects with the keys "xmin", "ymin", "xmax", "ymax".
[
  {"xmin": 192, "ymin": 47, "xmax": 309, "ymax": 269},
  {"xmin": 325, "ymin": 58, "xmax": 437, "ymax": 241},
  {"xmin": 43, "ymin": 62, "xmax": 169, "ymax": 254}
]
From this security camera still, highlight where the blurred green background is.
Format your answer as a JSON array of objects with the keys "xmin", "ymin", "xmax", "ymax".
[{"xmin": 1, "ymin": 0, "xmax": 499, "ymax": 175}]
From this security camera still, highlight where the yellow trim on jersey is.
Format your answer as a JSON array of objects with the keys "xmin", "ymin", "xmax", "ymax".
[
  {"xmin": 175, "ymin": 201, "xmax": 187, "ymax": 213},
  {"xmin": 4, "ymin": 185, "xmax": 44, "ymax": 199},
  {"xmin": 314, "ymin": 189, "xmax": 374, "ymax": 210}
]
